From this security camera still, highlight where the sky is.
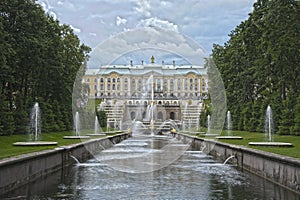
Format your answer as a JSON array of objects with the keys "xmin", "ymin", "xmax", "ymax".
[{"xmin": 38, "ymin": 0, "xmax": 256, "ymax": 67}]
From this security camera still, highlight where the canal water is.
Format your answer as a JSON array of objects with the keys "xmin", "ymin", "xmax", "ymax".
[{"xmin": 2, "ymin": 135, "xmax": 299, "ymax": 199}]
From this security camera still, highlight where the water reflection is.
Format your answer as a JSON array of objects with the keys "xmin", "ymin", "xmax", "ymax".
[{"xmin": 1, "ymin": 136, "xmax": 299, "ymax": 200}]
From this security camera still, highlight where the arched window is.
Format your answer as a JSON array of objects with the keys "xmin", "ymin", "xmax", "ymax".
[
  {"xmin": 112, "ymin": 78, "xmax": 116, "ymax": 83},
  {"xmin": 125, "ymin": 78, "xmax": 128, "ymax": 83},
  {"xmin": 100, "ymin": 78, "xmax": 104, "ymax": 82},
  {"xmin": 117, "ymin": 78, "xmax": 120, "ymax": 82},
  {"xmin": 170, "ymin": 112, "xmax": 175, "ymax": 120},
  {"xmin": 94, "ymin": 78, "xmax": 97, "ymax": 82},
  {"xmin": 158, "ymin": 112, "xmax": 163, "ymax": 120},
  {"xmin": 130, "ymin": 112, "xmax": 136, "ymax": 120}
]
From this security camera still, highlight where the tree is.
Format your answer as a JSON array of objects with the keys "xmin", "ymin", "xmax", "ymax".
[
  {"xmin": 96, "ymin": 110, "xmax": 107, "ymax": 130},
  {"xmin": 292, "ymin": 95, "xmax": 300, "ymax": 135},
  {"xmin": 211, "ymin": 0, "xmax": 300, "ymax": 134},
  {"xmin": 0, "ymin": 0, "xmax": 91, "ymax": 134}
]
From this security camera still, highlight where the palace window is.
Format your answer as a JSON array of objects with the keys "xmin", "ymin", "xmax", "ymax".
[
  {"xmin": 100, "ymin": 78, "xmax": 104, "ymax": 82},
  {"xmin": 94, "ymin": 78, "xmax": 97, "ymax": 83},
  {"xmin": 125, "ymin": 84, "xmax": 128, "ymax": 90},
  {"xmin": 125, "ymin": 78, "xmax": 128, "ymax": 83},
  {"xmin": 100, "ymin": 84, "xmax": 104, "ymax": 90},
  {"xmin": 117, "ymin": 84, "xmax": 120, "ymax": 90},
  {"xmin": 87, "ymin": 78, "xmax": 90, "ymax": 82},
  {"xmin": 112, "ymin": 84, "xmax": 116, "ymax": 90},
  {"xmin": 94, "ymin": 85, "xmax": 97, "ymax": 90},
  {"xmin": 163, "ymin": 80, "xmax": 167, "ymax": 89},
  {"xmin": 107, "ymin": 84, "xmax": 110, "ymax": 90},
  {"xmin": 112, "ymin": 78, "xmax": 116, "ymax": 83},
  {"xmin": 107, "ymin": 78, "xmax": 111, "ymax": 82},
  {"xmin": 117, "ymin": 78, "xmax": 120, "ymax": 82}
]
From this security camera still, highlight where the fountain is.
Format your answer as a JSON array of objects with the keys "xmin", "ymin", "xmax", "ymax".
[
  {"xmin": 202, "ymin": 114, "xmax": 218, "ymax": 137},
  {"xmin": 63, "ymin": 112, "xmax": 90, "ymax": 139},
  {"xmin": 86, "ymin": 116, "xmax": 106, "ymax": 136},
  {"xmin": 207, "ymin": 115, "xmax": 211, "ymax": 133},
  {"xmin": 227, "ymin": 111, "xmax": 232, "ymax": 136},
  {"xmin": 13, "ymin": 102, "xmax": 58, "ymax": 146},
  {"xmin": 216, "ymin": 111, "xmax": 243, "ymax": 140},
  {"xmin": 223, "ymin": 155, "xmax": 237, "ymax": 165},
  {"xmin": 265, "ymin": 105, "xmax": 273, "ymax": 142},
  {"xmin": 249, "ymin": 105, "xmax": 292, "ymax": 147}
]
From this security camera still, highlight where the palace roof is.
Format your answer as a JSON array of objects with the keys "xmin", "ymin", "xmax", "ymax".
[{"xmin": 85, "ymin": 64, "xmax": 206, "ymax": 76}]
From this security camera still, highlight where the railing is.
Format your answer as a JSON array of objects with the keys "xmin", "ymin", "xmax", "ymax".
[{"xmin": 94, "ymin": 96, "xmax": 206, "ymax": 100}]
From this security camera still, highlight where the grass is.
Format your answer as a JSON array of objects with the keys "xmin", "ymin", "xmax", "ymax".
[
  {"xmin": 1, "ymin": 129, "xmax": 299, "ymax": 160},
  {"xmin": 0, "ymin": 130, "xmax": 107, "ymax": 160},
  {"xmin": 196, "ymin": 130, "xmax": 300, "ymax": 159}
]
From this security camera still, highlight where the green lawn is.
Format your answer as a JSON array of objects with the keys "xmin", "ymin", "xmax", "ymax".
[
  {"xmin": 1, "ymin": 130, "xmax": 300, "ymax": 160},
  {"xmin": 197, "ymin": 130, "xmax": 300, "ymax": 159},
  {"xmin": 0, "ymin": 131, "xmax": 106, "ymax": 160}
]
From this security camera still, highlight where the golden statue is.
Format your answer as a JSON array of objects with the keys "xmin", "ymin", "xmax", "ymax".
[{"xmin": 151, "ymin": 55, "xmax": 155, "ymax": 64}]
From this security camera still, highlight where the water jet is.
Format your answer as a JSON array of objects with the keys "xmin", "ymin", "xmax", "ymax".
[
  {"xmin": 63, "ymin": 112, "xmax": 90, "ymax": 139},
  {"xmin": 248, "ymin": 105, "xmax": 292, "ymax": 147},
  {"xmin": 13, "ymin": 102, "xmax": 57, "ymax": 146}
]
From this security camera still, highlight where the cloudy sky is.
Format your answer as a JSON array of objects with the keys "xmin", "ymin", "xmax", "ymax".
[{"xmin": 38, "ymin": 0, "xmax": 256, "ymax": 66}]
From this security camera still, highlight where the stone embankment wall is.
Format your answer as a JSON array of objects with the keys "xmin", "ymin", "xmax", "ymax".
[
  {"xmin": 176, "ymin": 133, "xmax": 300, "ymax": 195},
  {"xmin": 0, "ymin": 133, "xmax": 129, "ymax": 195}
]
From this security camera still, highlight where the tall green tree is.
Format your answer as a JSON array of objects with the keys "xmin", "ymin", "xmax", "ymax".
[
  {"xmin": 211, "ymin": 0, "xmax": 300, "ymax": 135},
  {"xmin": 0, "ymin": 0, "xmax": 90, "ymax": 135}
]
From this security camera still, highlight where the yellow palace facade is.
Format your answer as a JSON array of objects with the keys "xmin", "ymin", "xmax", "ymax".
[
  {"xmin": 82, "ymin": 57, "xmax": 208, "ymax": 126},
  {"xmin": 83, "ymin": 57, "xmax": 208, "ymax": 101}
]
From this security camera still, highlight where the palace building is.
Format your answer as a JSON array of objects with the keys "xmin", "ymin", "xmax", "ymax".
[{"xmin": 83, "ymin": 56, "xmax": 208, "ymax": 131}]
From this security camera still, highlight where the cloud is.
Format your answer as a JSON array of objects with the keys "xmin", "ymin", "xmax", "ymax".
[
  {"xmin": 38, "ymin": 0, "xmax": 57, "ymax": 20},
  {"xmin": 116, "ymin": 16, "xmax": 128, "ymax": 26},
  {"xmin": 70, "ymin": 25, "xmax": 81, "ymax": 33},
  {"xmin": 134, "ymin": 0, "xmax": 151, "ymax": 17},
  {"xmin": 38, "ymin": 0, "xmax": 256, "ymax": 51},
  {"xmin": 137, "ymin": 18, "xmax": 178, "ymax": 33},
  {"xmin": 89, "ymin": 27, "xmax": 207, "ymax": 68}
]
